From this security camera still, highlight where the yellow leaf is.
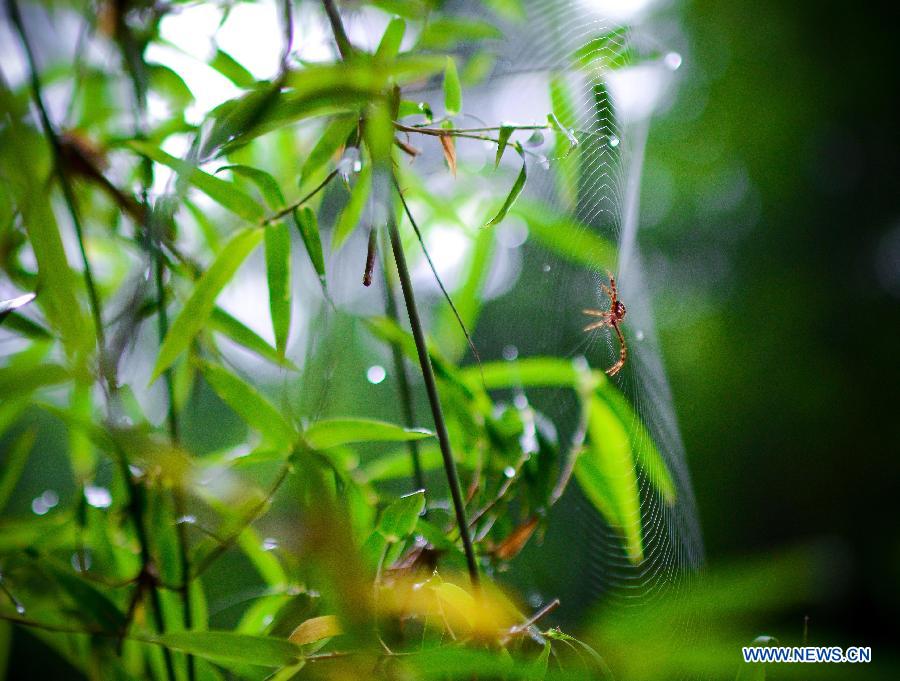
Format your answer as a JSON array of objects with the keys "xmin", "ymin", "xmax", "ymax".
[{"xmin": 288, "ymin": 615, "xmax": 342, "ymax": 646}]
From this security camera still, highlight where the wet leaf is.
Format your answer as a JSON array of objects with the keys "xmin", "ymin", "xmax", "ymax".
[
  {"xmin": 378, "ymin": 490, "xmax": 425, "ymax": 542},
  {"xmin": 485, "ymin": 154, "xmax": 526, "ymax": 227}
]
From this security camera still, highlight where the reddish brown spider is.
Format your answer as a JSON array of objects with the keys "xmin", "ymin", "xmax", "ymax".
[{"xmin": 583, "ymin": 270, "xmax": 627, "ymax": 377}]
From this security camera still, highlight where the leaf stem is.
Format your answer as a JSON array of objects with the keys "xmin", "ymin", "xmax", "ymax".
[{"xmin": 262, "ymin": 168, "xmax": 339, "ymax": 225}]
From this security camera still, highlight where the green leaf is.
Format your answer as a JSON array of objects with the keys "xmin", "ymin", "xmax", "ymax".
[
  {"xmin": 0, "ymin": 428, "xmax": 35, "ymax": 512},
  {"xmin": 218, "ymin": 165, "xmax": 285, "ymax": 209},
  {"xmin": 210, "ymin": 307, "xmax": 296, "ymax": 369},
  {"xmin": 148, "ymin": 63, "xmax": 193, "ymax": 107},
  {"xmin": 494, "ymin": 125, "xmax": 513, "ymax": 167},
  {"xmin": 443, "ymin": 57, "xmax": 462, "ymax": 116},
  {"xmin": 375, "ymin": 17, "xmax": 406, "ymax": 62},
  {"xmin": 332, "ymin": 164, "xmax": 371, "ymax": 250},
  {"xmin": 200, "ymin": 361, "xmax": 296, "ymax": 448},
  {"xmin": 300, "ymin": 115, "xmax": 358, "ymax": 181},
  {"xmin": 460, "ymin": 357, "xmax": 583, "ymax": 390},
  {"xmin": 572, "ymin": 28, "xmax": 630, "ymax": 69},
  {"xmin": 0, "ymin": 364, "xmax": 69, "ymax": 400},
  {"xmin": 361, "ymin": 444, "xmax": 442, "ymax": 482},
  {"xmin": 294, "ymin": 206, "xmax": 325, "ymax": 280},
  {"xmin": 549, "ymin": 74, "xmax": 577, "ymax": 130},
  {"xmin": 128, "ymin": 141, "xmax": 263, "ymax": 222},
  {"xmin": 143, "ymin": 632, "xmax": 302, "ymax": 667},
  {"xmin": 576, "ymin": 393, "xmax": 643, "ymax": 563},
  {"xmin": 378, "ymin": 490, "xmax": 425, "ymax": 543},
  {"xmin": 303, "ymin": 418, "xmax": 432, "ymax": 450},
  {"xmin": 202, "ymin": 80, "xmax": 283, "ymax": 157},
  {"xmin": 152, "ymin": 228, "xmax": 264, "ymax": 380},
  {"xmin": 485, "ymin": 154, "xmax": 526, "ymax": 227},
  {"xmin": 210, "ymin": 48, "xmax": 256, "ymax": 88},
  {"xmin": 265, "ymin": 223, "xmax": 292, "ymax": 355},
  {"xmin": 45, "ymin": 562, "xmax": 126, "ymax": 631},
  {"xmin": 417, "ymin": 17, "xmax": 502, "ymax": 50}
]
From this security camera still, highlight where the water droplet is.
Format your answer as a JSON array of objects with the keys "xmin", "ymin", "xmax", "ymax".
[
  {"xmin": 128, "ymin": 464, "xmax": 144, "ymax": 478},
  {"xmin": 338, "ymin": 147, "xmax": 359, "ymax": 180},
  {"xmin": 15, "ymin": 603, "xmax": 26, "ymax": 615},
  {"xmin": 542, "ymin": 264, "xmax": 551, "ymax": 273},
  {"xmin": 366, "ymin": 365, "xmax": 386, "ymax": 384},
  {"xmin": 176, "ymin": 514, "xmax": 197, "ymax": 525},
  {"xmin": 31, "ymin": 498, "xmax": 48, "ymax": 515},
  {"xmin": 84, "ymin": 485, "xmax": 112, "ymax": 509},
  {"xmin": 72, "ymin": 551, "xmax": 92, "ymax": 572},
  {"xmin": 262, "ymin": 615, "xmax": 274, "ymax": 626},
  {"xmin": 41, "ymin": 490, "xmax": 59, "ymax": 508},
  {"xmin": 664, "ymin": 52, "xmax": 683, "ymax": 71},
  {"xmin": 503, "ymin": 466, "xmax": 516, "ymax": 478},
  {"xmin": 262, "ymin": 537, "xmax": 278, "ymax": 551},
  {"xmin": 513, "ymin": 394, "xmax": 529, "ymax": 410},
  {"xmin": 635, "ymin": 329, "xmax": 645, "ymax": 341},
  {"xmin": 537, "ymin": 155, "xmax": 550, "ymax": 170},
  {"xmin": 528, "ymin": 592, "xmax": 543, "ymax": 608},
  {"xmin": 502, "ymin": 345, "xmax": 519, "ymax": 361},
  {"xmin": 608, "ymin": 135, "xmax": 620, "ymax": 148}
]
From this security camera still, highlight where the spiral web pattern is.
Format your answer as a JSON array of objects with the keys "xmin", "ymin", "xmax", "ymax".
[{"xmin": 472, "ymin": 0, "xmax": 705, "ymax": 614}]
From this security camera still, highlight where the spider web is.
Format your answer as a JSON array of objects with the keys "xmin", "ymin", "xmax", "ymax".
[{"xmin": 470, "ymin": 0, "xmax": 705, "ymax": 620}]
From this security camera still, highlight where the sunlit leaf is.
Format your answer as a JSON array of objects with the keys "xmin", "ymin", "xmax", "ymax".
[
  {"xmin": 288, "ymin": 615, "xmax": 342, "ymax": 646},
  {"xmin": 303, "ymin": 418, "xmax": 432, "ymax": 450},
  {"xmin": 375, "ymin": 17, "xmax": 406, "ymax": 62},
  {"xmin": 494, "ymin": 125, "xmax": 514, "ymax": 167},
  {"xmin": 0, "ymin": 292, "xmax": 36, "ymax": 325},
  {"xmin": 443, "ymin": 57, "xmax": 462, "ymax": 116},
  {"xmin": 378, "ymin": 490, "xmax": 425, "ymax": 542},
  {"xmin": 152, "ymin": 228, "xmax": 264, "ymax": 380},
  {"xmin": 128, "ymin": 141, "xmax": 263, "ymax": 222},
  {"xmin": 200, "ymin": 361, "xmax": 296, "ymax": 448},
  {"xmin": 210, "ymin": 48, "xmax": 256, "ymax": 89}
]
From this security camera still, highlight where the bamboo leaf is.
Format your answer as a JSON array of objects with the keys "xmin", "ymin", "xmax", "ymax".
[
  {"xmin": 512, "ymin": 200, "xmax": 616, "ymax": 271},
  {"xmin": 378, "ymin": 490, "xmax": 425, "ymax": 543},
  {"xmin": 332, "ymin": 164, "xmax": 371, "ymax": 250},
  {"xmin": 142, "ymin": 631, "xmax": 302, "ymax": 667},
  {"xmin": 0, "ymin": 364, "xmax": 70, "ymax": 400},
  {"xmin": 300, "ymin": 115, "xmax": 358, "ymax": 181},
  {"xmin": 294, "ymin": 206, "xmax": 325, "ymax": 280},
  {"xmin": 485, "ymin": 154, "xmax": 526, "ymax": 227},
  {"xmin": 288, "ymin": 615, "xmax": 342, "ymax": 646},
  {"xmin": 303, "ymin": 418, "xmax": 432, "ymax": 450},
  {"xmin": 375, "ymin": 17, "xmax": 406, "ymax": 62},
  {"xmin": 264, "ymin": 223, "xmax": 292, "ymax": 355},
  {"xmin": 217, "ymin": 164, "xmax": 285, "ymax": 209},
  {"xmin": 210, "ymin": 307, "xmax": 296, "ymax": 370},
  {"xmin": 443, "ymin": 57, "xmax": 462, "ymax": 116},
  {"xmin": 0, "ymin": 292, "xmax": 36, "ymax": 325},
  {"xmin": 200, "ymin": 361, "xmax": 296, "ymax": 448},
  {"xmin": 494, "ymin": 125, "xmax": 513, "ymax": 167},
  {"xmin": 210, "ymin": 48, "xmax": 256, "ymax": 88},
  {"xmin": 128, "ymin": 141, "xmax": 263, "ymax": 222},
  {"xmin": 0, "ymin": 428, "xmax": 36, "ymax": 512},
  {"xmin": 152, "ymin": 228, "xmax": 264, "ymax": 380},
  {"xmin": 440, "ymin": 134, "xmax": 457, "ymax": 177}
]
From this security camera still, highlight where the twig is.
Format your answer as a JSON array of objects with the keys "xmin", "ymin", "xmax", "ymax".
[
  {"xmin": 321, "ymin": 0, "xmax": 353, "ymax": 60},
  {"xmin": 262, "ymin": 168, "xmax": 340, "ymax": 224}
]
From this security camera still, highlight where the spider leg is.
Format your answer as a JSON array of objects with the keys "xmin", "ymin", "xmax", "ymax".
[
  {"xmin": 600, "ymin": 284, "xmax": 614, "ymax": 299},
  {"xmin": 604, "ymin": 322, "xmax": 627, "ymax": 377},
  {"xmin": 583, "ymin": 319, "xmax": 610, "ymax": 332},
  {"xmin": 582, "ymin": 308, "xmax": 608, "ymax": 317}
]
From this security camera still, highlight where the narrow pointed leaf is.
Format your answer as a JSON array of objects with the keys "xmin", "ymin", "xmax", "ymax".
[
  {"xmin": 485, "ymin": 156, "xmax": 526, "ymax": 227},
  {"xmin": 143, "ymin": 631, "xmax": 302, "ymax": 667},
  {"xmin": 265, "ymin": 223, "xmax": 292, "ymax": 355},
  {"xmin": 300, "ymin": 115, "xmax": 358, "ymax": 181},
  {"xmin": 210, "ymin": 48, "xmax": 256, "ymax": 88},
  {"xmin": 332, "ymin": 164, "xmax": 371, "ymax": 250},
  {"xmin": 152, "ymin": 228, "xmax": 264, "ymax": 380},
  {"xmin": 128, "ymin": 141, "xmax": 263, "ymax": 222},
  {"xmin": 217, "ymin": 165, "xmax": 285, "ymax": 209},
  {"xmin": 494, "ymin": 125, "xmax": 514, "ymax": 167},
  {"xmin": 200, "ymin": 361, "xmax": 296, "ymax": 448},
  {"xmin": 210, "ymin": 307, "xmax": 296, "ymax": 369},
  {"xmin": 303, "ymin": 418, "xmax": 432, "ymax": 450},
  {"xmin": 375, "ymin": 17, "xmax": 406, "ymax": 62},
  {"xmin": 0, "ymin": 428, "xmax": 35, "ymax": 512},
  {"xmin": 443, "ymin": 56, "xmax": 462, "ymax": 116},
  {"xmin": 294, "ymin": 206, "xmax": 325, "ymax": 279}
]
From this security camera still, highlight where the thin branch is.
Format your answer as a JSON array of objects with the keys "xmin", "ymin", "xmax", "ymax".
[
  {"xmin": 388, "ymin": 216, "xmax": 480, "ymax": 586},
  {"xmin": 321, "ymin": 0, "xmax": 353, "ymax": 60},
  {"xmin": 263, "ymin": 168, "xmax": 340, "ymax": 224}
]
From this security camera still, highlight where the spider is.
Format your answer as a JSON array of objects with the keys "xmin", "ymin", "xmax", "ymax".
[{"xmin": 583, "ymin": 270, "xmax": 628, "ymax": 377}]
